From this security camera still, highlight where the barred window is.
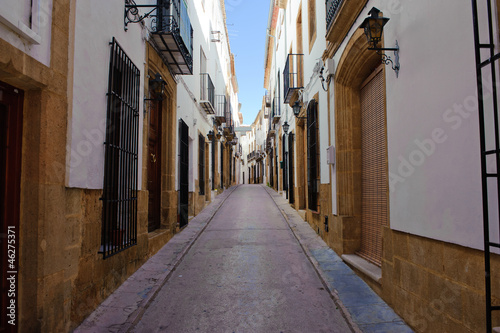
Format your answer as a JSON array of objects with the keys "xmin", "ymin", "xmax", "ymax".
[
  {"xmin": 199, "ymin": 134, "xmax": 205, "ymax": 195},
  {"xmin": 307, "ymin": 100, "xmax": 319, "ymax": 211},
  {"xmin": 101, "ymin": 38, "xmax": 140, "ymax": 258}
]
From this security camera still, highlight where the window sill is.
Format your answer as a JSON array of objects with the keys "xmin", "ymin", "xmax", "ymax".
[
  {"xmin": 341, "ymin": 254, "xmax": 382, "ymax": 284},
  {"xmin": 0, "ymin": 12, "xmax": 41, "ymax": 44}
]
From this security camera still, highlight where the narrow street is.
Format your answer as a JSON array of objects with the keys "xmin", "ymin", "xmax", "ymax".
[
  {"xmin": 133, "ymin": 184, "xmax": 350, "ymax": 332},
  {"xmin": 76, "ymin": 185, "xmax": 411, "ymax": 333}
]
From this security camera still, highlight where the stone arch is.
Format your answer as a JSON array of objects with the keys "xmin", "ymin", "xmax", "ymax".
[{"xmin": 334, "ymin": 29, "xmax": 384, "ymax": 218}]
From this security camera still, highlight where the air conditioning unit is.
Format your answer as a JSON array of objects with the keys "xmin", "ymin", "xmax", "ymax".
[{"xmin": 326, "ymin": 145, "xmax": 335, "ymax": 165}]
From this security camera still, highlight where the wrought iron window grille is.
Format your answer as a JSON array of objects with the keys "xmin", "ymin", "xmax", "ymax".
[{"xmin": 100, "ymin": 37, "xmax": 140, "ymax": 259}]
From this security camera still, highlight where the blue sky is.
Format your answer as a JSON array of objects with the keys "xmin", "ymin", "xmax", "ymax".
[{"xmin": 225, "ymin": 0, "xmax": 270, "ymax": 125}]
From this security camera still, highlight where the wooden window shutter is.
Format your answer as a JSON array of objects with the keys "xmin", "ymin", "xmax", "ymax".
[{"xmin": 358, "ymin": 66, "xmax": 388, "ymax": 266}]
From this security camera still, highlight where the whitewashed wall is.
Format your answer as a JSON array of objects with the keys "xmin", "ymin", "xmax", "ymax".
[
  {"xmin": 175, "ymin": 0, "xmax": 238, "ymax": 192},
  {"xmin": 68, "ymin": 0, "xmax": 145, "ymax": 189},
  {"xmin": 329, "ymin": 0, "xmax": 490, "ymax": 250}
]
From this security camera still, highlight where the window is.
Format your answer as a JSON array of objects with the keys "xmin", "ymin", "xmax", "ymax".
[
  {"xmin": 297, "ymin": 6, "xmax": 303, "ymax": 54},
  {"xmin": 0, "ymin": 0, "xmax": 44, "ymax": 44},
  {"xmin": 308, "ymin": 0, "xmax": 317, "ymax": 52},
  {"xmin": 199, "ymin": 134, "xmax": 205, "ymax": 195},
  {"xmin": 307, "ymin": 100, "xmax": 319, "ymax": 211},
  {"xmin": 101, "ymin": 38, "xmax": 140, "ymax": 258}
]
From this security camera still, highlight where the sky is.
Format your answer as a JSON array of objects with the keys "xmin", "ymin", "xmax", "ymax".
[{"xmin": 225, "ymin": 0, "xmax": 270, "ymax": 125}]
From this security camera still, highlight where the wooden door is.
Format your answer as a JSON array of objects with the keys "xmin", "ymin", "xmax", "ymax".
[
  {"xmin": 147, "ymin": 95, "xmax": 162, "ymax": 232},
  {"xmin": 0, "ymin": 81, "xmax": 23, "ymax": 332},
  {"xmin": 179, "ymin": 120, "xmax": 189, "ymax": 228}
]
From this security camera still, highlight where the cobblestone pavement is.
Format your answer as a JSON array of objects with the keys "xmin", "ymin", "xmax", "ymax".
[{"xmin": 75, "ymin": 185, "xmax": 412, "ymax": 333}]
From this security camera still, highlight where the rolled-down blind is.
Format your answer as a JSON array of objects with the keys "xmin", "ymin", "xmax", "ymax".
[{"xmin": 358, "ymin": 67, "xmax": 388, "ymax": 266}]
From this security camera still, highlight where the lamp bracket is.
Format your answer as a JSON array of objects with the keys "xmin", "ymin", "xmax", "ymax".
[
  {"xmin": 368, "ymin": 40, "xmax": 399, "ymax": 77},
  {"xmin": 124, "ymin": 1, "xmax": 158, "ymax": 30},
  {"xmin": 319, "ymin": 66, "xmax": 333, "ymax": 92}
]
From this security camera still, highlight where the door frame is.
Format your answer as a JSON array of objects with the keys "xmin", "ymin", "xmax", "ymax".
[{"xmin": 0, "ymin": 81, "xmax": 23, "ymax": 332}]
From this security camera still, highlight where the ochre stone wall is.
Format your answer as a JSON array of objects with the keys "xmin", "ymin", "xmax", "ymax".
[{"xmin": 382, "ymin": 229, "xmax": 500, "ymax": 332}]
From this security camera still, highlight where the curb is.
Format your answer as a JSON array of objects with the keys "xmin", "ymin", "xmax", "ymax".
[
  {"xmin": 262, "ymin": 185, "xmax": 413, "ymax": 333},
  {"xmin": 262, "ymin": 185, "xmax": 362, "ymax": 333}
]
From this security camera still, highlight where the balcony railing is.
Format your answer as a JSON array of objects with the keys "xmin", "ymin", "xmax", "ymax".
[
  {"xmin": 224, "ymin": 105, "xmax": 234, "ymax": 140},
  {"xmin": 215, "ymin": 95, "xmax": 227, "ymax": 125},
  {"xmin": 265, "ymin": 91, "xmax": 271, "ymax": 107},
  {"xmin": 200, "ymin": 73, "xmax": 215, "ymax": 114},
  {"xmin": 247, "ymin": 151, "xmax": 257, "ymax": 161},
  {"xmin": 326, "ymin": 0, "xmax": 343, "ymax": 31},
  {"xmin": 272, "ymin": 96, "xmax": 281, "ymax": 124},
  {"xmin": 283, "ymin": 54, "xmax": 304, "ymax": 103},
  {"xmin": 151, "ymin": 0, "xmax": 193, "ymax": 75}
]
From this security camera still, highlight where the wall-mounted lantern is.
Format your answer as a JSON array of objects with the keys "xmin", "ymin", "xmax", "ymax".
[
  {"xmin": 360, "ymin": 7, "xmax": 400, "ymax": 77},
  {"xmin": 292, "ymin": 100, "xmax": 307, "ymax": 119},
  {"xmin": 145, "ymin": 73, "xmax": 166, "ymax": 101},
  {"xmin": 207, "ymin": 130, "xmax": 215, "ymax": 141},
  {"xmin": 282, "ymin": 121, "xmax": 290, "ymax": 134}
]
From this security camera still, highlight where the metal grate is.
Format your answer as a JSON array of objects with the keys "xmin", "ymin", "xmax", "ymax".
[
  {"xmin": 307, "ymin": 100, "xmax": 319, "ymax": 211},
  {"xmin": 326, "ymin": 0, "xmax": 343, "ymax": 31},
  {"xmin": 101, "ymin": 37, "xmax": 140, "ymax": 259},
  {"xmin": 199, "ymin": 134, "xmax": 205, "ymax": 195},
  {"xmin": 471, "ymin": 0, "xmax": 500, "ymax": 330},
  {"xmin": 357, "ymin": 66, "xmax": 387, "ymax": 267}
]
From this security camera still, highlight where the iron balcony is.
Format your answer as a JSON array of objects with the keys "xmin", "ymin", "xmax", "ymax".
[
  {"xmin": 283, "ymin": 54, "xmax": 304, "ymax": 103},
  {"xmin": 215, "ymin": 95, "xmax": 227, "ymax": 126},
  {"xmin": 326, "ymin": 0, "xmax": 344, "ymax": 31},
  {"xmin": 151, "ymin": 0, "xmax": 193, "ymax": 75},
  {"xmin": 272, "ymin": 95, "xmax": 281, "ymax": 124},
  {"xmin": 200, "ymin": 73, "xmax": 215, "ymax": 114}
]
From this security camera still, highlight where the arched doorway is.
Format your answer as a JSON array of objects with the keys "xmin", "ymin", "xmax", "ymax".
[{"xmin": 334, "ymin": 29, "xmax": 389, "ymax": 265}]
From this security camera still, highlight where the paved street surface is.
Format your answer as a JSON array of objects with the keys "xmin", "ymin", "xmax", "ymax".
[{"xmin": 76, "ymin": 185, "xmax": 413, "ymax": 333}]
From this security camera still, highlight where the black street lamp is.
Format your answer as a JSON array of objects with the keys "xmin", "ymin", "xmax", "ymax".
[
  {"xmin": 360, "ymin": 7, "xmax": 400, "ymax": 76},
  {"xmin": 282, "ymin": 121, "xmax": 290, "ymax": 134},
  {"xmin": 292, "ymin": 100, "xmax": 307, "ymax": 119}
]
